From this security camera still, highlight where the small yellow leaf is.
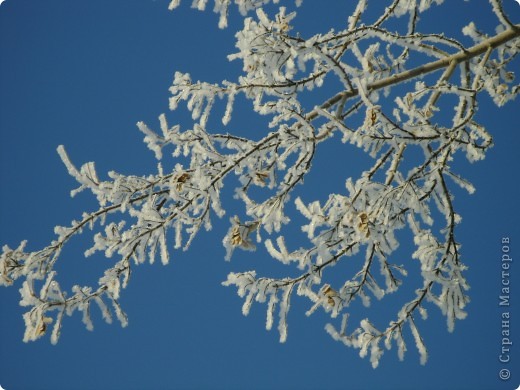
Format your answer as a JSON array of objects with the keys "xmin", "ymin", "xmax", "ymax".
[
  {"xmin": 230, "ymin": 226, "xmax": 242, "ymax": 246},
  {"xmin": 321, "ymin": 284, "xmax": 338, "ymax": 306},
  {"xmin": 358, "ymin": 212, "xmax": 370, "ymax": 238},
  {"xmin": 173, "ymin": 172, "xmax": 190, "ymax": 191}
]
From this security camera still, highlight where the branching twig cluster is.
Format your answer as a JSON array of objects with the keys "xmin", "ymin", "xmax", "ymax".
[{"xmin": 1, "ymin": 0, "xmax": 518, "ymax": 367}]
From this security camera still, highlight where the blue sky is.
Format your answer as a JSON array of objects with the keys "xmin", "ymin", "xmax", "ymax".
[{"xmin": 0, "ymin": 1, "xmax": 519, "ymax": 389}]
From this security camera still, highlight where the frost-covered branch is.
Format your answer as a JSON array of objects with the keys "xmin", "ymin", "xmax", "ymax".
[{"xmin": 1, "ymin": 0, "xmax": 518, "ymax": 368}]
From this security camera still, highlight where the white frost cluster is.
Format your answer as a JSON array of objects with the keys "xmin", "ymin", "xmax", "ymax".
[{"xmin": 168, "ymin": 0, "xmax": 302, "ymax": 29}]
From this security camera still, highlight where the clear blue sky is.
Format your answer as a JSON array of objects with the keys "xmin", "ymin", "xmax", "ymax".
[{"xmin": 0, "ymin": 1, "xmax": 519, "ymax": 389}]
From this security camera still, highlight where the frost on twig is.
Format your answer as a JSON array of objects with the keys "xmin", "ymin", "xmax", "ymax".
[
  {"xmin": 168, "ymin": 0, "xmax": 303, "ymax": 29},
  {"xmin": 1, "ymin": 0, "xmax": 518, "ymax": 368}
]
